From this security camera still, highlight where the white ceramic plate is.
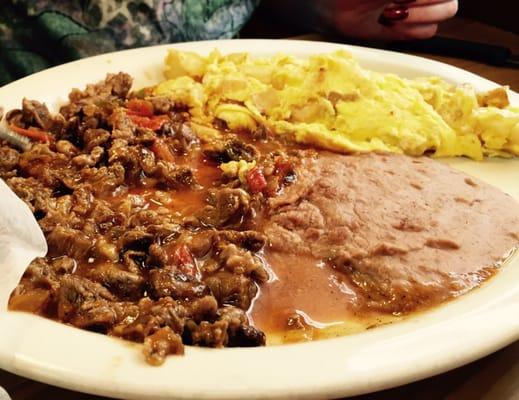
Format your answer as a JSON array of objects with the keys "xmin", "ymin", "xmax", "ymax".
[{"xmin": 0, "ymin": 40, "xmax": 518, "ymax": 400}]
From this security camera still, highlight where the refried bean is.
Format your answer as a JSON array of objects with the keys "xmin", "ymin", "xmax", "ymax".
[{"xmin": 254, "ymin": 152, "xmax": 519, "ymax": 334}]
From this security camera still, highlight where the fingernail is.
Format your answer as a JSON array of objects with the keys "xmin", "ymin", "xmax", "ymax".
[{"xmin": 381, "ymin": 5, "xmax": 409, "ymax": 21}]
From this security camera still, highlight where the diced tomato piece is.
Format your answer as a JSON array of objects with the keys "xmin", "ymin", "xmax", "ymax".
[
  {"xmin": 128, "ymin": 114, "xmax": 168, "ymax": 131},
  {"xmin": 174, "ymin": 244, "xmax": 194, "ymax": 266},
  {"xmin": 126, "ymin": 99, "xmax": 154, "ymax": 117},
  {"xmin": 246, "ymin": 167, "xmax": 267, "ymax": 194},
  {"xmin": 173, "ymin": 244, "xmax": 199, "ymax": 278},
  {"xmin": 274, "ymin": 158, "xmax": 292, "ymax": 177},
  {"xmin": 150, "ymin": 139, "xmax": 176, "ymax": 163},
  {"xmin": 9, "ymin": 124, "xmax": 52, "ymax": 143}
]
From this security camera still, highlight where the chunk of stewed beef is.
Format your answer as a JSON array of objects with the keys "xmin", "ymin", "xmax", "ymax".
[
  {"xmin": 5, "ymin": 176, "xmax": 54, "ymax": 213},
  {"xmin": 183, "ymin": 295, "xmax": 218, "ymax": 323},
  {"xmin": 204, "ymin": 271, "xmax": 258, "ymax": 310},
  {"xmin": 47, "ymin": 226, "xmax": 93, "ymax": 261},
  {"xmin": 56, "ymin": 274, "xmax": 116, "ymax": 321},
  {"xmin": 80, "ymin": 163, "xmax": 125, "ymax": 194},
  {"xmin": 217, "ymin": 242, "xmax": 269, "ymax": 282},
  {"xmin": 83, "ymin": 128, "xmax": 111, "ymax": 151},
  {"xmin": 68, "ymin": 72, "xmax": 133, "ymax": 103},
  {"xmin": 203, "ymin": 138, "xmax": 259, "ymax": 163},
  {"xmin": 216, "ymin": 230, "xmax": 266, "ymax": 252},
  {"xmin": 185, "ymin": 305, "xmax": 265, "ymax": 348},
  {"xmin": 87, "ymin": 263, "xmax": 145, "ymax": 299},
  {"xmin": 0, "ymin": 146, "xmax": 20, "ymax": 175},
  {"xmin": 153, "ymin": 162, "xmax": 194, "ymax": 189},
  {"xmin": 149, "ymin": 267, "xmax": 207, "ymax": 300},
  {"xmin": 111, "ymin": 297, "xmax": 186, "ymax": 342},
  {"xmin": 143, "ymin": 326, "xmax": 184, "ymax": 366},
  {"xmin": 199, "ymin": 188, "xmax": 251, "ymax": 228},
  {"xmin": 21, "ymin": 98, "xmax": 54, "ymax": 131}
]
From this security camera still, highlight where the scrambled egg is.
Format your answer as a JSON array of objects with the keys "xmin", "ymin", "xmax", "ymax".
[
  {"xmin": 220, "ymin": 159, "xmax": 257, "ymax": 184},
  {"xmin": 155, "ymin": 49, "xmax": 519, "ymax": 160}
]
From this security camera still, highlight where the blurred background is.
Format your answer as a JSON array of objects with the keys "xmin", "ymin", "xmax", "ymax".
[
  {"xmin": 459, "ymin": 0, "xmax": 517, "ymax": 34},
  {"xmin": 241, "ymin": 0, "xmax": 518, "ymax": 38}
]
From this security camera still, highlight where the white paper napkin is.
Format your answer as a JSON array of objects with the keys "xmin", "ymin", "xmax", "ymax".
[{"xmin": 0, "ymin": 179, "xmax": 47, "ymax": 310}]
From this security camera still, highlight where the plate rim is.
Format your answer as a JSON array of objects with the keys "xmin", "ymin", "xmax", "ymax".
[{"xmin": 0, "ymin": 39, "xmax": 518, "ymax": 400}]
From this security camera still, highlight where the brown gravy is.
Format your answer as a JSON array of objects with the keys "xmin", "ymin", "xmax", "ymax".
[{"xmin": 250, "ymin": 252, "xmax": 360, "ymax": 332}]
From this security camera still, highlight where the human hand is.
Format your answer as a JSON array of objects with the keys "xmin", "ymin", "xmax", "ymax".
[{"xmin": 305, "ymin": 0, "xmax": 458, "ymax": 41}]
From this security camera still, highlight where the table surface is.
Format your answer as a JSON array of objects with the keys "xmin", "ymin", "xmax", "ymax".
[{"xmin": 1, "ymin": 16, "xmax": 518, "ymax": 400}]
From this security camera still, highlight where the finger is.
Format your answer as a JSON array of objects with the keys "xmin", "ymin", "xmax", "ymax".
[
  {"xmin": 394, "ymin": 0, "xmax": 454, "ymax": 5},
  {"xmin": 386, "ymin": 23, "xmax": 439, "ymax": 39},
  {"xmin": 379, "ymin": 0, "xmax": 456, "ymax": 26},
  {"xmin": 403, "ymin": 0, "xmax": 458, "ymax": 23}
]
